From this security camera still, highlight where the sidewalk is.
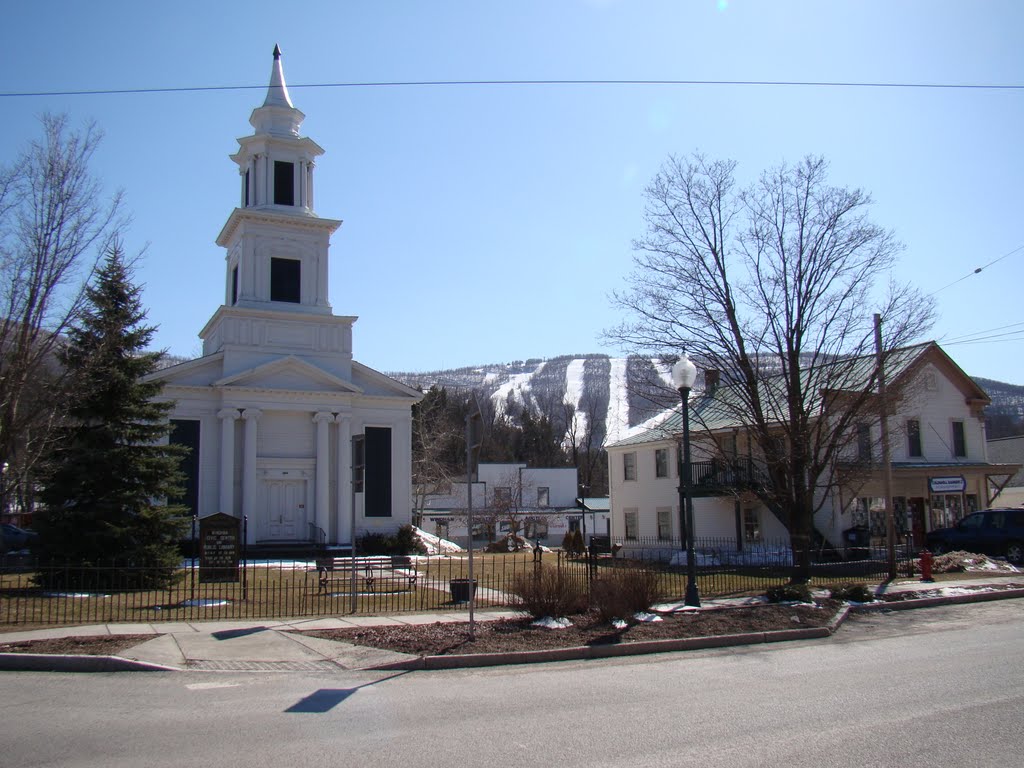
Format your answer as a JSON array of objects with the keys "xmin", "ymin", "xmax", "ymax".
[{"xmin": 2, "ymin": 574, "xmax": 1022, "ymax": 673}]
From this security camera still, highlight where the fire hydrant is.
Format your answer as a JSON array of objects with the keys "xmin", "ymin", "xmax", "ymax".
[{"xmin": 919, "ymin": 549, "xmax": 935, "ymax": 583}]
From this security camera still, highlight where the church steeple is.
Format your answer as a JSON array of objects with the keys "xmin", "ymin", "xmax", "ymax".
[
  {"xmin": 215, "ymin": 47, "xmax": 341, "ymax": 320},
  {"xmin": 263, "ymin": 44, "xmax": 293, "ymax": 109},
  {"xmin": 250, "ymin": 44, "xmax": 302, "ymax": 136}
]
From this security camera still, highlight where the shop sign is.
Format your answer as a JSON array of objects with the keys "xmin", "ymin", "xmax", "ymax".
[{"xmin": 929, "ymin": 476, "xmax": 966, "ymax": 494}]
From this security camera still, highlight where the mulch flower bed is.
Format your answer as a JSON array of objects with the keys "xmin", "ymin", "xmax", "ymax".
[{"xmin": 293, "ymin": 600, "xmax": 842, "ymax": 656}]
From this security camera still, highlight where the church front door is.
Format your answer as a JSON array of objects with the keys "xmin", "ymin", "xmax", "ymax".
[{"xmin": 264, "ymin": 479, "xmax": 308, "ymax": 541}]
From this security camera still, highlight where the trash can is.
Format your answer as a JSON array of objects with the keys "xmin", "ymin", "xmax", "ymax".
[
  {"xmin": 843, "ymin": 525, "xmax": 870, "ymax": 559},
  {"xmin": 449, "ymin": 578, "xmax": 478, "ymax": 603}
]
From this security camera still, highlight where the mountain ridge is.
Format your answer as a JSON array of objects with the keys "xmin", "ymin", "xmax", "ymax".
[{"xmin": 390, "ymin": 354, "xmax": 1023, "ymax": 448}]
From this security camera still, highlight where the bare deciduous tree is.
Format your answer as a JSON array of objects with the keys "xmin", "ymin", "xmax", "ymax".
[
  {"xmin": 609, "ymin": 153, "xmax": 934, "ymax": 581},
  {"xmin": 0, "ymin": 114, "xmax": 124, "ymax": 519}
]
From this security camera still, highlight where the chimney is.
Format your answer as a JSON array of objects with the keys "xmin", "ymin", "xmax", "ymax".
[{"xmin": 704, "ymin": 369, "xmax": 720, "ymax": 397}]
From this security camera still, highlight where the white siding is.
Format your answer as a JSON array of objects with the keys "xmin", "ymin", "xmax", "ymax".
[{"xmin": 258, "ymin": 411, "xmax": 314, "ymax": 458}]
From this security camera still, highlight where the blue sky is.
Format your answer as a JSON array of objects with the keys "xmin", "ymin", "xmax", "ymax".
[{"xmin": 2, "ymin": 1, "xmax": 1022, "ymax": 383}]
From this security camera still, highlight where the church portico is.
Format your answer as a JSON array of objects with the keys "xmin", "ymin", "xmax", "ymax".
[{"xmin": 150, "ymin": 46, "xmax": 421, "ymax": 551}]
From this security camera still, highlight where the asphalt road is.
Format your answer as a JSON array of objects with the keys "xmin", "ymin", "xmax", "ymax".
[{"xmin": 3, "ymin": 601, "xmax": 1022, "ymax": 768}]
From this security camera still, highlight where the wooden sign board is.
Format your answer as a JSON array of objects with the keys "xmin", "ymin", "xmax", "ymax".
[{"xmin": 199, "ymin": 513, "xmax": 241, "ymax": 583}]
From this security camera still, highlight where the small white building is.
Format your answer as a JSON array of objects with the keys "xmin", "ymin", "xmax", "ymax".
[
  {"xmin": 149, "ymin": 48, "xmax": 421, "ymax": 547},
  {"xmin": 606, "ymin": 342, "xmax": 1020, "ymax": 557},
  {"xmin": 417, "ymin": 462, "xmax": 609, "ymax": 548}
]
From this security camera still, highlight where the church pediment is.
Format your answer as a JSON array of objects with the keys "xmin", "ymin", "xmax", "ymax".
[
  {"xmin": 352, "ymin": 362, "xmax": 423, "ymax": 399},
  {"xmin": 146, "ymin": 352, "xmax": 226, "ymax": 387},
  {"xmin": 215, "ymin": 355, "xmax": 363, "ymax": 394}
]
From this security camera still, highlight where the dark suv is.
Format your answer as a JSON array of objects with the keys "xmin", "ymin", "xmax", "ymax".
[{"xmin": 926, "ymin": 508, "xmax": 1024, "ymax": 564}]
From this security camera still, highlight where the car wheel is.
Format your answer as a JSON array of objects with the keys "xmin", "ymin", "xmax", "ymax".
[{"xmin": 1006, "ymin": 541, "xmax": 1024, "ymax": 565}]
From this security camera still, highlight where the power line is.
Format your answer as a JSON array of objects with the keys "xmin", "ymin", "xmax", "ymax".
[
  {"xmin": 3, "ymin": 77, "xmax": 1024, "ymax": 99},
  {"xmin": 929, "ymin": 243, "xmax": 1024, "ymax": 296},
  {"xmin": 940, "ymin": 321, "xmax": 1024, "ymax": 345}
]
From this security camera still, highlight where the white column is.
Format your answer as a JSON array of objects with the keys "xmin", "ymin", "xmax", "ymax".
[
  {"xmin": 336, "ymin": 412, "xmax": 352, "ymax": 544},
  {"xmin": 314, "ymin": 411, "xmax": 333, "ymax": 539},
  {"xmin": 307, "ymin": 161, "xmax": 314, "ymax": 211},
  {"xmin": 241, "ymin": 409, "xmax": 261, "ymax": 544},
  {"xmin": 218, "ymin": 408, "xmax": 239, "ymax": 515}
]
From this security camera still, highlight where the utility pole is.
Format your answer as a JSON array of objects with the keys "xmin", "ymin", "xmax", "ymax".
[{"xmin": 875, "ymin": 314, "xmax": 897, "ymax": 580}]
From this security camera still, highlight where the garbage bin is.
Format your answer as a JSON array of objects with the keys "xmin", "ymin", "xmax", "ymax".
[
  {"xmin": 449, "ymin": 578, "xmax": 478, "ymax": 603},
  {"xmin": 843, "ymin": 525, "xmax": 870, "ymax": 559}
]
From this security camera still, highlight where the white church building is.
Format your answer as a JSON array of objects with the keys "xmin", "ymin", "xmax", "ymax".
[{"xmin": 149, "ymin": 47, "xmax": 422, "ymax": 548}]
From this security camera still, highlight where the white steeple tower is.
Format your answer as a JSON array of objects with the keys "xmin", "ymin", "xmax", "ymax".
[
  {"xmin": 215, "ymin": 45, "xmax": 340, "ymax": 311},
  {"xmin": 203, "ymin": 45, "xmax": 352, "ymax": 378}
]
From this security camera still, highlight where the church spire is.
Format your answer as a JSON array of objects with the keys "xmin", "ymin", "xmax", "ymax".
[
  {"xmin": 249, "ymin": 44, "xmax": 303, "ymax": 137},
  {"xmin": 262, "ymin": 44, "xmax": 294, "ymax": 109}
]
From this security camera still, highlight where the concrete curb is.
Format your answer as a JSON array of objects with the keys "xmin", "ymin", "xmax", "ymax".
[
  {"xmin": 0, "ymin": 652, "xmax": 180, "ymax": 673},
  {"xmin": 851, "ymin": 586, "xmax": 1024, "ymax": 613},
  {"xmin": 368, "ymin": 626, "xmax": 834, "ymax": 671},
  {"xmin": 3, "ymin": 587, "xmax": 1021, "ymax": 673}
]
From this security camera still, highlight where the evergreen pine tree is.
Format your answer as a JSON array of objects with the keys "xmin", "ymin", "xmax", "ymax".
[{"xmin": 36, "ymin": 244, "xmax": 188, "ymax": 588}]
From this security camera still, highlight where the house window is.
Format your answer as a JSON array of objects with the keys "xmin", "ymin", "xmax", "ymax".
[
  {"xmin": 364, "ymin": 427, "xmax": 392, "ymax": 517},
  {"xmin": 270, "ymin": 257, "xmax": 301, "ymax": 303},
  {"xmin": 623, "ymin": 452, "xmax": 637, "ymax": 481},
  {"xmin": 856, "ymin": 423, "xmax": 871, "ymax": 462},
  {"xmin": 952, "ymin": 421, "xmax": 966, "ymax": 458},
  {"xmin": 273, "ymin": 160, "xmax": 294, "ymax": 205},
  {"xmin": 906, "ymin": 419, "xmax": 923, "ymax": 458},
  {"xmin": 169, "ymin": 419, "xmax": 200, "ymax": 516},
  {"xmin": 656, "ymin": 507, "xmax": 672, "ymax": 540},
  {"xmin": 525, "ymin": 518, "xmax": 548, "ymax": 539},
  {"xmin": 655, "ymin": 448, "xmax": 669, "ymax": 478},
  {"xmin": 624, "ymin": 508, "xmax": 638, "ymax": 540},
  {"xmin": 493, "ymin": 487, "xmax": 512, "ymax": 504},
  {"xmin": 742, "ymin": 508, "xmax": 761, "ymax": 543},
  {"xmin": 537, "ymin": 487, "xmax": 549, "ymax": 507}
]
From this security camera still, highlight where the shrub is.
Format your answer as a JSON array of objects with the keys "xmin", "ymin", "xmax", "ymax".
[
  {"xmin": 590, "ymin": 567, "xmax": 664, "ymax": 622},
  {"xmin": 765, "ymin": 583, "xmax": 814, "ymax": 603},
  {"xmin": 357, "ymin": 524, "xmax": 428, "ymax": 556},
  {"xmin": 828, "ymin": 583, "xmax": 874, "ymax": 603},
  {"xmin": 571, "ymin": 529, "xmax": 585, "ymax": 555},
  {"xmin": 561, "ymin": 531, "xmax": 575, "ymax": 553},
  {"xmin": 509, "ymin": 568, "xmax": 588, "ymax": 619}
]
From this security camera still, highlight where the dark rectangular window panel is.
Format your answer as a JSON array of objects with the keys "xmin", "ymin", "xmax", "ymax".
[
  {"xmin": 231, "ymin": 265, "xmax": 239, "ymax": 305},
  {"xmin": 270, "ymin": 257, "xmax": 301, "ymax": 303},
  {"xmin": 952, "ymin": 421, "xmax": 966, "ymax": 457},
  {"xmin": 244, "ymin": 169, "xmax": 250, "ymax": 206},
  {"xmin": 169, "ymin": 419, "xmax": 200, "ymax": 516},
  {"xmin": 857, "ymin": 423, "xmax": 871, "ymax": 461},
  {"xmin": 364, "ymin": 427, "xmax": 392, "ymax": 517},
  {"xmin": 907, "ymin": 419, "xmax": 922, "ymax": 458},
  {"xmin": 274, "ymin": 161, "xmax": 294, "ymax": 205}
]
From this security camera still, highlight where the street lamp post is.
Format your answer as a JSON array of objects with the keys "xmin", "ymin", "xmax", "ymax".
[{"xmin": 672, "ymin": 353, "xmax": 701, "ymax": 608}]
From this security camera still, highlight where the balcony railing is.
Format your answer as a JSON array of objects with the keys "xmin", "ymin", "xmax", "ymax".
[{"xmin": 686, "ymin": 456, "xmax": 769, "ymax": 495}]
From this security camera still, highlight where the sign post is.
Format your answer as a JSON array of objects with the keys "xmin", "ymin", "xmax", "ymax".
[
  {"xmin": 465, "ymin": 395, "xmax": 483, "ymax": 639},
  {"xmin": 199, "ymin": 513, "xmax": 241, "ymax": 584}
]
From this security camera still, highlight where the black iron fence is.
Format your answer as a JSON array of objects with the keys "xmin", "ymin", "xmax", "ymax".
[{"xmin": 0, "ymin": 541, "xmax": 918, "ymax": 627}]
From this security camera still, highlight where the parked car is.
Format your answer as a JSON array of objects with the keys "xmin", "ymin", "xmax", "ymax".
[
  {"xmin": 1, "ymin": 523, "xmax": 38, "ymax": 553},
  {"xmin": 926, "ymin": 508, "xmax": 1024, "ymax": 564}
]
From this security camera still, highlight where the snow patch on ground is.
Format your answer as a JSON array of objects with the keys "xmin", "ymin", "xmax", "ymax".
[
  {"xmin": 633, "ymin": 612, "xmax": 663, "ymax": 623},
  {"xmin": 532, "ymin": 617, "xmax": 573, "ymax": 629},
  {"xmin": 563, "ymin": 359, "xmax": 588, "ymax": 448},
  {"xmin": 604, "ymin": 358, "xmax": 630, "ymax": 445},
  {"xmin": 492, "ymin": 363, "xmax": 546, "ymax": 418},
  {"xmin": 413, "ymin": 525, "xmax": 464, "ymax": 555}
]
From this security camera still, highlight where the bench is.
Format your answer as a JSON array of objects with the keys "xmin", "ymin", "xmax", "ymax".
[{"xmin": 313, "ymin": 555, "xmax": 418, "ymax": 594}]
